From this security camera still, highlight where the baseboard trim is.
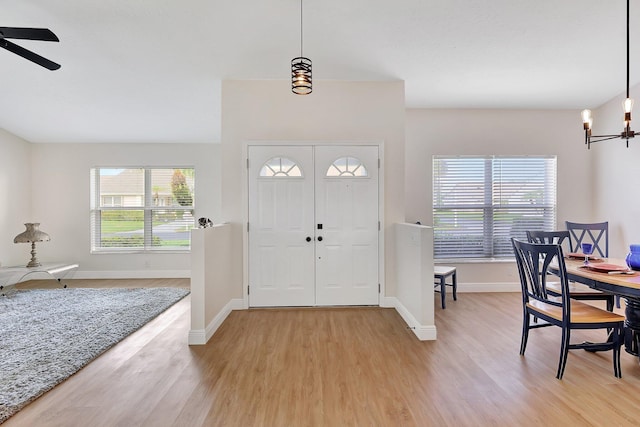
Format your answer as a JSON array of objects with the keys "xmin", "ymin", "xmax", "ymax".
[
  {"xmin": 384, "ymin": 296, "xmax": 437, "ymax": 341},
  {"xmin": 189, "ymin": 298, "xmax": 244, "ymax": 345},
  {"xmin": 412, "ymin": 324, "xmax": 438, "ymax": 341},
  {"xmin": 379, "ymin": 296, "xmax": 396, "ymax": 308},
  {"xmin": 74, "ymin": 270, "xmax": 190, "ymax": 279},
  {"xmin": 457, "ymin": 282, "xmax": 521, "ymax": 293},
  {"xmin": 187, "ymin": 329, "xmax": 206, "ymax": 345}
]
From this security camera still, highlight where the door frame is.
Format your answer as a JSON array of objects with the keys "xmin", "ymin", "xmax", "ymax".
[{"xmin": 241, "ymin": 140, "xmax": 385, "ymax": 308}]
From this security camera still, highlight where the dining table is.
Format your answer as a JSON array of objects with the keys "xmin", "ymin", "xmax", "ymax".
[{"xmin": 549, "ymin": 256, "xmax": 640, "ymax": 358}]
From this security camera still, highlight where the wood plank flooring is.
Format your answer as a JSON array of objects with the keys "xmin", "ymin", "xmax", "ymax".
[{"xmin": 5, "ymin": 279, "xmax": 640, "ymax": 426}]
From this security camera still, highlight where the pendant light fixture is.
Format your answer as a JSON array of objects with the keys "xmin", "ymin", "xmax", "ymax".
[
  {"xmin": 291, "ymin": 0, "xmax": 312, "ymax": 95},
  {"xmin": 582, "ymin": 0, "xmax": 636, "ymax": 148}
]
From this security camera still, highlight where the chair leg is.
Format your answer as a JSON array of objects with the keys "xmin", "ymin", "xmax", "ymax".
[
  {"xmin": 613, "ymin": 326, "xmax": 622, "ymax": 378},
  {"xmin": 520, "ymin": 312, "xmax": 530, "ymax": 355},
  {"xmin": 557, "ymin": 327, "xmax": 571, "ymax": 380},
  {"xmin": 440, "ymin": 277, "xmax": 446, "ymax": 309},
  {"xmin": 615, "ymin": 295, "xmax": 621, "ymax": 309},
  {"xmin": 452, "ymin": 271, "xmax": 457, "ymax": 301},
  {"xmin": 607, "ymin": 295, "xmax": 615, "ymax": 312}
]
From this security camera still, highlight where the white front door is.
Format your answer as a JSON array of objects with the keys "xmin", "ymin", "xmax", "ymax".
[
  {"xmin": 315, "ymin": 146, "xmax": 379, "ymax": 305},
  {"xmin": 248, "ymin": 146, "xmax": 315, "ymax": 307},
  {"xmin": 248, "ymin": 145, "xmax": 379, "ymax": 307}
]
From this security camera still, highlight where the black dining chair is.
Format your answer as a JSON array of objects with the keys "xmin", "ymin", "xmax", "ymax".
[
  {"xmin": 565, "ymin": 221, "xmax": 609, "ymax": 258},
  {"xmin": 565, "ymin": 221, "xmax": 620, "ymax": 308},
  {"xmin": 526, "ymin": 230, "xmax": 615, "ymax": 312},
  {"xmin": 511, "ymin": 238, "xmax": 624, "ymax": 379}
]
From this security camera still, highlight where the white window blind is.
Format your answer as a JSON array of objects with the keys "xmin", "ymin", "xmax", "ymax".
[
  {"xmin": 90, "ymin": 167, "xmax": 195, "ymax": 252},
  {"xmin": 433, "ymin": 155, "xmax": 557, "ymax": 259}
]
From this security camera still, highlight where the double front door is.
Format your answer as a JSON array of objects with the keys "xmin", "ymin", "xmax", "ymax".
[{"xmin": 248, "ymin": 145, "xmax": 379, "ymax": 307}]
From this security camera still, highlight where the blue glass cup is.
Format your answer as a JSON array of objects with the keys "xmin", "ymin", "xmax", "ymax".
[{"xmin": 581, "ymin": 242, "xmax": 593, "ymax": 265}]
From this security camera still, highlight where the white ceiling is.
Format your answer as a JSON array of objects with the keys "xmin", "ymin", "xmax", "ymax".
[{"xmin": 1, "ymin": 0, "xmax": 638, "ymax": 143}]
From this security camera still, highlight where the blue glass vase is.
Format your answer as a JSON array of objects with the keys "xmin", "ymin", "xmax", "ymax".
[{"xmin": 626, "ymin": 244, "xmax": 640, "ymax": 271}]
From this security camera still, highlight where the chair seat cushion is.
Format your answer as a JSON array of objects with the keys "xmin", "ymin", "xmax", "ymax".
[
  {"xmin": 527, "ymin": 299, "xmax": 625, "ymax": 324},
  {"xmin": 434, "ymin": 266, "xmax": 456, "ymax": 277}
]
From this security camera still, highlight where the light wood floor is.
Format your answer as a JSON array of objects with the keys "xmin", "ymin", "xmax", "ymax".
[{"xmin": 5, "ymin": 279, "xmax": 640, "ymax": 426}]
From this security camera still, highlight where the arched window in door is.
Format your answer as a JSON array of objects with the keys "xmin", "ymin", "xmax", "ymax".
[
  {"xmin": 259, "ymin": 157, "xmax": 303, "ymax": 177},
  {"xmin": 326, "ymin": 156, "xmax": 368, "ymax": 177}
]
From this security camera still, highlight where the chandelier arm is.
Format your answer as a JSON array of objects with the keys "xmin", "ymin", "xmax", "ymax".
[{"xmin": 589, "ymin": 134, "xmax": 628, "ymax": 143}]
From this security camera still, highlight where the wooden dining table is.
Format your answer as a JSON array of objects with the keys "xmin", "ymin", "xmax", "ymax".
[{"xmin": 550, "ymin": 256, "xmax": 640, "ymax": 357}]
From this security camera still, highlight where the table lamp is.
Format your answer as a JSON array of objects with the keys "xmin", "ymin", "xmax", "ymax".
[{"xmin": 13, "ymin": 223, "xmax": 51, "ymax": 268}]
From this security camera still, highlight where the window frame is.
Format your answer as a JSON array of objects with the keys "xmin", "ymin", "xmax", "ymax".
[
  {"xmin": 325, "ymin": 156, "xmax": 369, "ymax": 178},
  {"xmin": 90, "ymin": 167, "xmax": 195, "ymax": 254},
  {"xmin": 259, "ymin": 157, "xmax": 304, "ymax": 178},
  {"xmin": 432, "ymin": 155, "xmax": 557, "ymax": 261}
]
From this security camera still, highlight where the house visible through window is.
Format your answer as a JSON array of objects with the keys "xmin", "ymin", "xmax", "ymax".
[
  {"xmin": 102, "ymin": 195, "xmax": 123, "ymax": 207},
  {"xmin": 432, "ymin": 155, "xmax": 556, "ymax": 260},
  {"xmin": 90, "ymin": 167, "xmax": 195, "ymax": 252}
]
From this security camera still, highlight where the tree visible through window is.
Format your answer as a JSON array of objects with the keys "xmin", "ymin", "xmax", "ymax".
[
  {"xmin": 90, "ymin": 167, "xmax": 195, "ymax": 252},
  {"xmin": 432, "ymin": 155, "xmax": 556, "ymax": 259}
]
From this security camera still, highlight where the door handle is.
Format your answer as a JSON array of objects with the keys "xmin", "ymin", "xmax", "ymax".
[
  {"xmin": 306, "ymin": 236, "xmax": 312, "ymax": 242},
  {"xmin": 317, "ymin": 236, "xmax": 323, "ymax": 242}
]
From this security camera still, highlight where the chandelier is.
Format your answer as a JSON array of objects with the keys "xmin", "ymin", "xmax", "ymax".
[
  {"xmin": 582, "ymin": 0, "xmax": 636, "ymax": 148},
  {"xmin": 291, "ymin": 0, "xmax": 312, "ymax": 95}
]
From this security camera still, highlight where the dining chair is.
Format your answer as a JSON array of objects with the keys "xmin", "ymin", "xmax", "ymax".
[
  {"xmin": 565, "ymin": 221, "xmax": 619, "ymax": 308},
  {"xmin": 511, "ymin": 238, "xmax": 624, "ymax": 379},
  {"xmin": 565, "ymin": 221, "xmax": 609, "ymax": 258},
  {"xmin": 526, "ymin": 230, "xmax": 615, "ymax": 312}
]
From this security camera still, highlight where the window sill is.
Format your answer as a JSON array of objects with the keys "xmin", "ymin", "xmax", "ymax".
[
  {"xmin": 91, "ymin": 250, "xmax": 191, "ymax": 255},
  {"xmin": 434, "ymin": 258, "xmax": 515, "ymax": 264}
]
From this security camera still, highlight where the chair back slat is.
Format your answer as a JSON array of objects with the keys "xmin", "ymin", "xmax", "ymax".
[
  {"xmin": 512, "ymin": 238, "xmax": 568, "ymax": 316},
  {"xmin": 526, "ymin": 230, "xmax": 570, "ymax": 247},
  {"xmin": 565, "ymin": 221, "xmax": 609, "ymax": 258}
]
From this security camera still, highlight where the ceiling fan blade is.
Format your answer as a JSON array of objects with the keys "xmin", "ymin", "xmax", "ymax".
[
  {"xmin": 0, "ymin": 39, "xmax": 60, "ymax": 70},
  {"xmin": 0, "ymin": 27, "xmax": 59, "ymax": 42}
]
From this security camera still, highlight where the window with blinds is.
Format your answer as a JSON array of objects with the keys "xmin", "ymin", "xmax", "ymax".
[
  {"xmin": 90, "ymin": 167, "xmax": 195, "ymax": 252},
  {"xmin": 432, "ymin": 155, "xmax": 556, "ymax": 259}
]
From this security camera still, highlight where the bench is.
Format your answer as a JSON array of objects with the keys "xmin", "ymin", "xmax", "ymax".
[{"xmin": 434, "ymin": 265, "xmax": 457, "ymax": 309}]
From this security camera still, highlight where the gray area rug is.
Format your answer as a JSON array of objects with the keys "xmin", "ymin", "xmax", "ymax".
[{"xmin": 0, "ymin": 287, "xmax": 190, "ymax": 424}]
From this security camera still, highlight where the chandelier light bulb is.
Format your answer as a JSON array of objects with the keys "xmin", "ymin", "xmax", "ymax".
[
  {"xmin": 581, "ymin": 109, "xmax": 592, "ymax": 129},
  {"xmin": 623, "ymin": 97, "xmax": 634, "ymax": 113}
]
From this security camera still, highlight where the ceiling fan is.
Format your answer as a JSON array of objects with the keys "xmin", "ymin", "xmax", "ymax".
[{"xmin": 0, "ymin": 26, "xmax": 60, "ymax": 70}]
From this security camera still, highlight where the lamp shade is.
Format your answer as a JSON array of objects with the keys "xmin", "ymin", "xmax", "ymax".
[
  {"xmin": 291, "ymin": 57, "xmax": 312, "ymax": 95},
  {"xmin": 14, "ymin": 223, "xmax": 51, "ymax": 243}
]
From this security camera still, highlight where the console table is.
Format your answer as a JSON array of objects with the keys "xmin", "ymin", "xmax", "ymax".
[{"xmin": 0, "ymin": 263, "xmax": 78, "ymax": 295}]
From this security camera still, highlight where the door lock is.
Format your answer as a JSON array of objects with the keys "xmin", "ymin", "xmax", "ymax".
[
  {"xmin": 306, "ymin": 236, "xmax": 312, "ymax": 242},
  {"xmin": 317, "ymin": 236, "xmax": 323, "ymax": 242}
]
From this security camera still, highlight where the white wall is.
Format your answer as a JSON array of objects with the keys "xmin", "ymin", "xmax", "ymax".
[
  {"xmin": 405, "ymin": 108, "xmax": 591, "ymax": 290},
  {"xmin": 394, "ymin": 223, "xmax": 435, "ymax": 340},
  {"xmin": 221, "ymin": 80, "xmax": 406, "ymax": 298},
  {"xmin": 26, "ymin": 143, "xmax": 221, "ymax": 277},
  {"xmin": 590, "ymin": 83, "xmax": 640, "ymax": 258},
  {"xmin": 0, "ymin": 129, "xmax": 32, "ymax": 267},
  {"xmin": 189, "ymin": 224, "xmax": 241, "ymax": 345}
]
